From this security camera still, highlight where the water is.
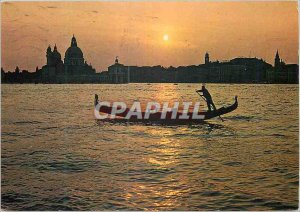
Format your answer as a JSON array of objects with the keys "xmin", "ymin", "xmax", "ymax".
[{"xmin": 1, "ymin": 83, "xmax": 298, "ymax": 210}]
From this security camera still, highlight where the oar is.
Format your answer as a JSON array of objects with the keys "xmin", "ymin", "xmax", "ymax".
[{"xmin": 195, "ymin": 91, "xmax": 224, "ymax": 122}]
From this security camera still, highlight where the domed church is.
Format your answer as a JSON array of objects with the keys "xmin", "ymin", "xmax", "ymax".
[
  {"xmin": 41, "ymin": 35, "xmax": 96, "ymax": 83},
  {"xmin": 64, "ymin": 35, "xmax": 85, "ymax": 73},
  {"xmin": 64, "ymin": 35, "xmax": 95, "ymax": 75}
]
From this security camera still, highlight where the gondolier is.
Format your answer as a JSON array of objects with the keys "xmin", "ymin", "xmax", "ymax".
[
  {"xmin": 94, "ymin": 94, "xmax": 99, "ymax": 106},
  {"xmin": 94, "ymin": 93, "xmax": 238, "ymax": 122},
  {"xmin": 196, "ymin": 84, "xmax": 217, "ymax": 111}
]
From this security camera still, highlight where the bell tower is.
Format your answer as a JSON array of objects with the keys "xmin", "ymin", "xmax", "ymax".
[
  {"xmin": 274, "ymin": 50, "xmax": 280, "ymax": 69},
  {"xmin": 46, "ymin": 45, "xmax": 52, "ymax": 66},
  {"xmin": 205, "ymin": 52, "xmax": 210, "ymax": 65}
]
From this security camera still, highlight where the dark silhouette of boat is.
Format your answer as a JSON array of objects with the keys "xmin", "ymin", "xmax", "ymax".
[{"xmin": 96, "ymin": 96, "xmax": 238, "ymax": 123}]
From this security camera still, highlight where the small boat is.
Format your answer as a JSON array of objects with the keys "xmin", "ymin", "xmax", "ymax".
[{"xmin": 96, "ymin": 96, "xmax": 238, "ymax": 123}]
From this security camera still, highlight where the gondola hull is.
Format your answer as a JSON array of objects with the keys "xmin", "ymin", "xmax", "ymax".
[{"xmin": 96, "ymin": 96, "xmax": 238, "ymax": 122}]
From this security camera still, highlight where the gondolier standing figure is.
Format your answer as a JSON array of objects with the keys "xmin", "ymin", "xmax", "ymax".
[
  {"xmin": 94, "ymin": 94, "xmax": 99, "ymax": 106},
  {"xmin": 196, "ymin": 84, "xmax": 217, "ymax": 111}
]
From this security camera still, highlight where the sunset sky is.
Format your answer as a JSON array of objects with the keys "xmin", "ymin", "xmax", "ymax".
[{"xmin": 1, "ymin": 1, "xmax": 298, "ymax": 72}]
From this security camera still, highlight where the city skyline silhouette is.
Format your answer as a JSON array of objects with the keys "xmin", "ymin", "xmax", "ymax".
[
  {"xmin": 2, "ymin": 1, "xmax": 298, "ymax": 72},
  {"xmin": 2, "ymin": 35, "xmax": 298, "ymax": 84}
]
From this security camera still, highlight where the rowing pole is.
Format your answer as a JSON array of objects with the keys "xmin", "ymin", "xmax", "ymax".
[{"xmin": 195, "ymin": 91, "xmax": 224, "ymax": 122}]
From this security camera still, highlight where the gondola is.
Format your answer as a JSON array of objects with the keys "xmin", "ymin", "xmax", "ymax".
[{"xmin": 95, "ymin": 96, "xmax": 238, "ymax": 123}]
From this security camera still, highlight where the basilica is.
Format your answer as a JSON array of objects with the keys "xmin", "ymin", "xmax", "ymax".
[
  {"xmin": 40, "ymin": 35, "xmax": 98, "ymax": 83},
  {"xmin": 3, "ymin": 35, "xmax": 296, "ymax": 84}
]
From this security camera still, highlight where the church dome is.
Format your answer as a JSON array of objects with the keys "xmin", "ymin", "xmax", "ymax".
[
  {"xmin": 65, "ymin": 46, "xmax": 83, "ymax": 58},
  {"xmin": 64, "ymin": 35, "xmax": 83, "ymax": 59}
]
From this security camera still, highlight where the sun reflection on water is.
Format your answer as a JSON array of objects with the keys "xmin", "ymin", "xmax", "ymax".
[{"xmin": 1, "ymin": 84, "xmax": 298, "ymax": 210}]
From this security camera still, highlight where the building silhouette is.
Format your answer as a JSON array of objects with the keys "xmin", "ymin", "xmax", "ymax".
[
  {"xmin": 40, "ymin": 35, "xmax": 97, "ymax": 83},
  {"xmin": 107, "ymin": 57, "xmax": 129, "ymax": 83},
  {"xmin": 267, "ymin": 50, "xmax": 298, "ymax": 83},
  {"xmin": 274, "ymin": 50, "xmax": 281, "ymax": 69},
  {"xmin": 205, "ymin": 52, "xmax": 210, "ymax": 65},
  {"xmin": 112, "ymin": 54, "xmax": 272, "ymax": 83},
  {"xmin": 41, "ymin": 44, "xmax": 64, "ymax": 82},
  {"xmin": 64, "ymin": 35, "xmax": 94, "ymax": 75},
  {"xmin": 1, "ymin": 42, "xmax": 298, "ymax": 84}
]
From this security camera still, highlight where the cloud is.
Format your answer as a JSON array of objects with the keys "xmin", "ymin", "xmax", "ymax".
[
  {"xmin": 29, "ymin": 45, "xmax": 43, "ymax": 52},
  {"xmin": 3, "ymin": 2, "xmax": 13, "ymax": 6},
  {"xmin": 147, "ymin": 16, "xmax": 159, "ymax": 19},
  {"xmin": 38, "ymin": 26, "xmax": 49, "ymax": 32},
  {"xmin": 10, "ymin": 18, "xmax": 19, "ymax": 22}
]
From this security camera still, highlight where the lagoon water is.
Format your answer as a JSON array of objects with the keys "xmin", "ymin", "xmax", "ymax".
[{"xmin": 1, "ymin": 83, "xmax": 298, "ymax": 210}]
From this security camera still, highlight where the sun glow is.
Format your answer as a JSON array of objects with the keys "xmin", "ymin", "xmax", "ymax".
[{"xmin": 163, "ymin": 34, "xmax": 169, "ymax": 41}]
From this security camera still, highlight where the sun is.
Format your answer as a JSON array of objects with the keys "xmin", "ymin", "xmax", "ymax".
[{"xmin": 163, "ymin": 34, "xmax": 169, "ymax": 41}]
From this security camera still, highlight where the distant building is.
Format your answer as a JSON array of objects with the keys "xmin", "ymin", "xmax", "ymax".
[
  {"xmin": 267, "ymin": 50, "xmax": 299, "ymax": 83},
  {"xmin": 198, "ymin": 53, "xmax": 272, "ymax": 83},
  {"xmin": 227, "ymin": 57, "xmax": 272, "ymax": 83},
  {"xmin": 104, "ymin": 52, "xmax": 296, "ymax": 84},
  {"xmin": 1, "ymin": 47, "xmax": 298, "ymax": 84},
  {"xmin": 41, "ymin": 44, "xmax": 64, "ymax": 82},
  {"xmin": 274, "ymin": 50, "xmax": 282, "ymax": 69},
  {"xmin": 40, "ymin": 35, "xmax": 98, "ymax": 83},
  {"xmin": 205, "ymin": 52, "xmax": 210, "ymax": 65},
  {"xmin": 107, "ymin": 57, "xmax": 128, "ymax": 83},
  {"xmin": 64, "ymin": 35, "xmax": 95, "ymax": 75}
]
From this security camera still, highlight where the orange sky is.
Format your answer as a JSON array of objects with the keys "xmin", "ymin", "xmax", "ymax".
[{"xmin": 1, "ymin": 1, "xmax": 298, "ymax": 72}]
